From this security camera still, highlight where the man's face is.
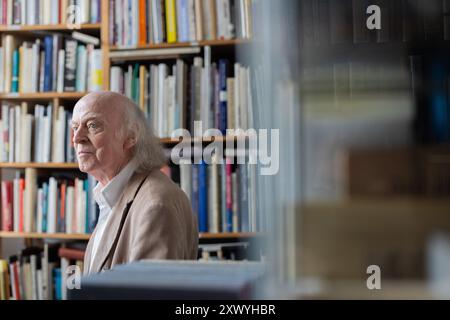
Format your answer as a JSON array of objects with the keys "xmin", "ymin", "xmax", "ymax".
[{"xmin": 72, "ymin": 96, "xmax": 130, "ymax": 180}]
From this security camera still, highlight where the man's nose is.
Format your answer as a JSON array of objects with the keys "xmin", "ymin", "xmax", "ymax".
[{"xmin": 73, "ymin": 127, "xmax": 88, "ymax": 144}]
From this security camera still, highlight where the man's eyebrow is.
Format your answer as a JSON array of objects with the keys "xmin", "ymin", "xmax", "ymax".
[{"xmin": 71, "ymin": 114, "xmax": 103, "ymax": 126}]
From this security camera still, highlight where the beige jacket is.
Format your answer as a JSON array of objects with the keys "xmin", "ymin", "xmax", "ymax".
[{"xmin": 83, "ymin": 169, "xmax": 198, "ymax": 274}]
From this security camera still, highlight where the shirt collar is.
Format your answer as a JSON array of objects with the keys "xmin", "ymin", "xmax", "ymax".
[{"xmin": 93, "ymin": 158, "xmax": 138, "ymax": 211}]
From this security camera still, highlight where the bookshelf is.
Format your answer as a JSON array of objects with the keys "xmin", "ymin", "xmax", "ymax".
[
  {"xmin": 0, "ymin": 231, "xmax": 260, "ymax": 240},
  {"xmin": 0, "ymin": 0, "xmax": 261, "ymax": 292}
]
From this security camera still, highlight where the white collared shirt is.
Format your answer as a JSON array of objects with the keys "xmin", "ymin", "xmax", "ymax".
[{"xmin": 89, "ymin": 159, "xmax": 138, "ymax": 270}]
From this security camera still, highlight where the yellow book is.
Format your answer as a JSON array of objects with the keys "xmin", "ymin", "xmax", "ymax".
[
  {"xmin": 0, "ymin": 260, "xmax": 11, "ymax": 300},
  {"xmin": 139, "ymin": 65, "xmax": 146, "ymax": 112},
  {"xmin": 165, "ymin": 0, "xmax": 177, "ymax": 43}
]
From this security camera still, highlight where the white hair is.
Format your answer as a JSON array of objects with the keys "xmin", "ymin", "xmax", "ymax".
[{"xmin": 120, "ymin": 96, "xmax": 167, "ymax": 173}]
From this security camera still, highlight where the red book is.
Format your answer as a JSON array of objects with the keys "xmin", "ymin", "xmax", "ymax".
[{"xmin": 19, "ymin": 178, "xmax": 24, "ymax": 232}]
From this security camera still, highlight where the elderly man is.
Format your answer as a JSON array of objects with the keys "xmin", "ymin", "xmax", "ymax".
[{"xmin": 72, "ymin": 91, "xmax": 198, "ymax": 274}]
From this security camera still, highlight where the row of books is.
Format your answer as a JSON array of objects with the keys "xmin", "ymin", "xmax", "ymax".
[
  {"xmin": 0, "ymin": 34, "xmax": 103, "ymax": 93},
  {"xmin": 168, "ymin": 157, "xmax": 257, "ymax": 233},
  {"xmin": 0, "ymin": 244, "xmax": 84, "ymax": 300},
  {"xmin": 110, "ymin": 55, "xmax": 254, "ymax": 138},
  {"xmin": 0, "ymin": 103, "xmax": 76, "ymax": 163},
  {"xmin": 0, "ymin": 170, "xmax": 98, "ymax": 234},
  {"xmin": 0, "ymin": 0, "xmax": 101, "ymax": 26},
  {"xmin": 300, "ymin": 0, "xmax": 450, "ymax": 47},
  {"xmin": 109, "ymin": 0, "xmax": 252, "ymax": 47}
]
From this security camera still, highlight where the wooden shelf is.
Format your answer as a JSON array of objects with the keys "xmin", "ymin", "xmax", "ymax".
[
  {"xmin": 0, "ymin": 231, "xmax": 90, "ymax": 240},
  {"xmin": 199, "ymin": 232, "xmax": 260, "ymax": 239},
  {"xmin": 0, "ymin": 231, "xmax": 261, "ymax": 240},
  {"xmin": 110, "ymin": 39, "xmax": 251, "ymax": 51},
  {"xmin": 0, "ymin": 23, "xmax": 101, "ymax": 32},
  {"xmin": 0, "ymin": 92, "xmax": 87, "ymax": 100},
  {"xmin": 0, "ymin": 162, "xmax": 79, "ymax": 169}
]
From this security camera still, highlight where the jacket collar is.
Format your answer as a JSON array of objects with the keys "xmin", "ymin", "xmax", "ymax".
[{"xmin": 84, "ymin": 170, "xmax": 149, "ymax": 274}]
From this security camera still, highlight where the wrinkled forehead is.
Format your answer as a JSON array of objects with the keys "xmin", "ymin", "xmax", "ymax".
[{"xmin": 73, "ymin": 93, "xmax": 124, "ymax": 121}]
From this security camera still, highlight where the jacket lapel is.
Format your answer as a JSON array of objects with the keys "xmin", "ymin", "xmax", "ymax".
[{"xmin": 88, "ymin": 171, "xmax": 148, "ymax": 274}]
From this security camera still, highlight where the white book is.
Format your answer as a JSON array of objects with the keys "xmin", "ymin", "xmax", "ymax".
[
  {"xmin": 36, "ymin": 270, "xmax": 43, "ymax": 300},
  {"xmin": 0, "ymin": 48, "xmax": 4, "ymax": 92},
  {"xmin": 43, "ymin": 0, "xmax": 51, "ymax": 24},
  {"xmin": 27, "ymin": 0, "xmax": 35, "ymax": 25},
  {"xmin": 239, "ymin": 65, "xmax": 248, "ymax": 130},
  {"xmin": 110, "ymin": 66, "xmax": 123, "ymax": 93},
  {"xmin": 166, "ymin": 75, "xmax": 176, "ymax": 137},
  {"xmin": 57, "ymin": 49, "xmax": 65, "ymax": 93},
  {"xmin": 21, "ymin": 114, "xmax": 32, "ymax": 163},
  {"xmin": 61, "ymin": 256, "xmax": 68, "ymax": 300},
  {"xmin": 43, "ymin": 105, "xmax": 52, "ymax": 163},
  {"xmin": 108, "ymin": 47, "xmax": 201, "ymax": 60},
  {"xmin": 123, "ymin": 0, "xmax": 130, "ymax": 46},
  {"xmin": 180, "ymin": 163, "xmax": 192, "ymax": 200},
  {"xmin": 132, "ymin": 0, "xmax": 139, "ymax": 46},
  {"xmin": 39, "ymin": 52, "xmax": 45, "ymax": 92},
  {"xmin": 36, "ymin": 188, "xmax": 43, "ymax": 233},
  {"xmin": 42, "ymin": 245, "xmax": 48, "ymax": 300},
  {"xmin": 202, "ymin": 46, "xmax": 211, "ymax": 128},
  {"xmin": 175, "ymin": 59, "xmax": 185, "ymax": 130},
  {"xmin": 55, "ymin": 107, "xmax": 66, "ymax": 162},
  {"xmin": 30, "ymin": 255, "xmax": 37, "ymax": 300},
  {"xmin": 234, "ymin": 63, "xmax": 241, "ymax": 130},
  {"xmin": 8, "ymin": 107, "xmax": 14, "ymax": 162},
  {"xmin": 187, "ymin": 0, "xmax": 197, "ymax": 41},
  {"xmin": 80, "ymin": 0, "xmax": 90, "ymax": 24},
  {"xmin": 31, "ymin": 40, "xmax": 40, "ymax": 92},
  {"xmin": 51, "ymin": 0, "xmax": 59, "ymax": 24},
  {"xmin": 89, "ymin": 49, "xmax": 103, "ymax": 91},
  {"xmin": 47, "ymin": 177, "xmax": 57, "ymax": 233},
  {"xmin": 115, "ymin": 0, "xmax": 123, "ymax": 46},
  {"xmin": 6, "ymin": 0, "xmax": 13, "ymax": 25},
  {"xmin": 151, "ymin": 0, "xmax": 161, "ymax": 44},
  {"xmin": 19, "ymin": 0, "xmax": 25, "ymax": 25},
  {"xmin": 24, "ymin": 167, "xmax": 37, "ymax": 232},
  {"xmin": 3, "ymin": 35, "xmax": 16, "ymax": 93},
  {"xmin": 76, "ymin": 179, "xmax": 86, "ymax": 233},
  {"xmin": 71, "ymin": 31, "xmax": 100, "ymax": 46},
  {"xmin": 157, "ymin": 63, "xmax": 167, "ymax": 137},
  {"xmin": 76, "ymin": 45, "xmax": 87, "ymax": 92},
  {"xmin": 66, "ymin": 186, "xmax": 74, "ymax": 233},
  {"xmin": 14, "ymin": 106, "xmax": 21, "ymax": 162}
]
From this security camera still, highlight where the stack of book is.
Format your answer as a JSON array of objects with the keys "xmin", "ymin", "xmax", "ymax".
[
  {"xmin": 1, "ymin": 170, "xmax": 98, "ymax": 234},
  {"xmin": 0, "ymin": 33, "xmax": 103, "ymax": 93},
  {"xmin": 0, "ymin": 103, "xmax": 76, "ymax": 163},
  {"xmin": 0, "ymin": 243, "xmax": 84, "ymax": 300},
  {"xmin": 109, "ymin": 0, "xmax": 252, "ymax": 46},
  {"xmin": 164, "ymin": 157, "xmax": 258, "ymax": 233},
  {"xmin": 110, "ymin": 53, "xmax": 254, "ymax": 137},
  {"xmin": 0, "ymin": 0, "xmax": 101, "ymax": 26}
]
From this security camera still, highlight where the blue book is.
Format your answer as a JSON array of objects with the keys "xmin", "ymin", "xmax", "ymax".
[
  {"xmin": 43, "ymin": 36, "xmax": 53, "ymax": 92},
  {"xmin": 191, "ymin": 164, "xmax": 199, "ymax": 218},
  {"xmin": 176, "ymin": 0, "xmax": 189, "ymax": 42},
  {"xmin": 54, "ymin": 268, "xmax": 62, "ymax": 300},
  {"xmin": 11, "ymin": 49, "xmax": 19, "ymax": 92},
  {"xmin": 238, "ymin": 164, "xmax": 249, "ymax": 232},
  {"xmin": 218, "ymin": 59, "xmax": 228, "ymax": 134},
  {"xmin": 430, "ymin": 64, "xmax": 449, "ymax": 143},
  {"xmin": 42, "ymin": 182, "xmax": 48, "ymax": 233},
  {"xmin": 198, "ymin": 161, "xmax": 208, "ymax": 232}
]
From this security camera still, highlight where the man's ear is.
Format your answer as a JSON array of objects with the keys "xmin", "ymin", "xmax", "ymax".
[{"xmin": 124, "ymin": 135, "xmax": 137, "ymax": 150}]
